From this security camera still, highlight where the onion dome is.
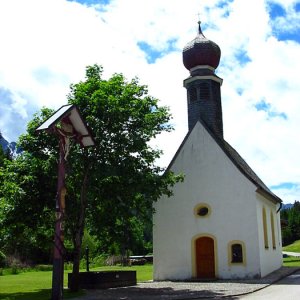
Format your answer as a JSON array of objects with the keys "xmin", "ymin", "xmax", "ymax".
[{"xmin": 183, "ymin": 22, "xmax": 221, "ymax": 70}]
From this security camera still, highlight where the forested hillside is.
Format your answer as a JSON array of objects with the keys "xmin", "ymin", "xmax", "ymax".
[{"xmin": 281, "ymin": 201, "xmax": 300, "ymax": 246}]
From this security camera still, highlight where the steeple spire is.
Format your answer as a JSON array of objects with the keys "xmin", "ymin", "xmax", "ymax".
[
  {"xmin": 182, "ymin": 22, "xmax": 223, "ymax": 138},
  {"xmin": 198, "ymin": 20, "xmax": 203, "ymax": 35}
]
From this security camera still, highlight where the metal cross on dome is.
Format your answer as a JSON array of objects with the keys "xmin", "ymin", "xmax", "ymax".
[{"xmin": 36, "ymin": 104, "xmax": 95, "ymax": 300}]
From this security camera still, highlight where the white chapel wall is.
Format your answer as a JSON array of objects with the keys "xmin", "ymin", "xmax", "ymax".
[
  {"xmin": 256, "ymin": 195, "xmax": 283, "ymax": 277},
  {"xmin": 153, "ymin": 122, "xmax": 264, "ymax": 280}
]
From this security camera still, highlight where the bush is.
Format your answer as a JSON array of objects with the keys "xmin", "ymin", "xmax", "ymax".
[
  {"xmin": 35, "ymin": 264, "xmax": 52, "ymax": 271},
  {"xmin": 93, "ymin": 254, "xmax": 108, "ymax": 267},
  {"xmin": 6, "ymin": 255, "xmax": 28, "ymax": 274},
  {"xmin": 64, "ymin": 262, "xmax": 73, "ymax": 270},
  {"xmin": 0, "ymin": 251, "xmax": 6, "ymax": 267},
  {"xmin": 11, "ymin": 266, "xmax": 19, "ymax": 275}
]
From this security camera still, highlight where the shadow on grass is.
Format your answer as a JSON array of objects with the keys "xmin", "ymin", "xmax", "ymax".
[
  {"xmin": 0, "ymin": 289, "xmax": 85, "ymax": 300},
  {"xmin": 284, "ymin": 259, "xmax": 300, "ymax": 263}
]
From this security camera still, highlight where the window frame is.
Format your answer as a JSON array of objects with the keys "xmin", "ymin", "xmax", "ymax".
[
  {"xmin": 228, "ymin": 240, "xmax": 246, "ymax": 266},
  {"xmin": 194, "ymin": 203, "xmax": 211, "ymax": 218}
]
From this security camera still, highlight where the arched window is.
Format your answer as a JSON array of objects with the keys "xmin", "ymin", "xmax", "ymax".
[
  {"xmin": 263, "ymin": 207, "xmax": 269, "ymax": 249},
  {"xmin": 231, "ymin": 244, "xmax": 243, "ymax": 263},
  {"xmin": 271, "ymin": 212, "xmax": 276, "ymax": 249}
]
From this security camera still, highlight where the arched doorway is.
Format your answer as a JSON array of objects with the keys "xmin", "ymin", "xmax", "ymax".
[{"xmin": 195, "ymin": 236, "xmax": 215, "ymax": 278}]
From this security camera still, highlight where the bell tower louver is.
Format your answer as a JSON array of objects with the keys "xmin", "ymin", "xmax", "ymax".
[{"xmin": 182, "ymin": 22, "xmax": 223, "ymax": 138}]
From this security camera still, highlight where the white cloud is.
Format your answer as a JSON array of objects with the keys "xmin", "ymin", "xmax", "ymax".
[{"xmin": 0, "ymin": 0, "xmax": 299, "ymax": 203}]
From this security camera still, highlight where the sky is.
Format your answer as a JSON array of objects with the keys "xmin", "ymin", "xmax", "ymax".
[{"xmin": 0, "ymin": 0, "xmax": 299, "ymax": 204}]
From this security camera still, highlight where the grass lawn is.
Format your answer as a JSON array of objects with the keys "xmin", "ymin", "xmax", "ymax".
[
  {"xmin": 283, "ymin": 256, "xmax": 300, "ymax": 267},
  {"xmin": 0, "ymin": 264, "xmax": 153, "ymax": 300},
  {"xmin": 282, "ymin": 240, "xmax": 300, "ymax": 253},
  {"xmin": 0, "ymin": 270, "xmax": 83, "ymax": 300}
]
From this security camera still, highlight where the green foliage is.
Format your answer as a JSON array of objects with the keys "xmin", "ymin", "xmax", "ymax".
[
  {"xmin": 0, "ymin": 109, "xmax": 64, "ymax": 264},
  {"xmin": 92, "ymin": 254, "xmax": 108, "ymax": 267},
  {"xmin": 0, "ymin": 64, "xmax": 183, "ymax": 271},
  {"xmin": 0, "ymin": 147, "xmax": 56, "ymax": 262},
  {"xmin": 281, "ymin": 201, "xmax": 300, "ymax": 246},
  {"xmin": 0, "ymin": 137, "xmax": 13, "ymax": 167},
  {"xmin": 81, "ymin": 230, "xmax": 98, "ymax": 258},
  {"xmin": 0, "ymin": 142, "xmax": 5, "ymax": 167},
  {"xmin": 34, "ymin": 265, "xmax": 53, "ymax": 272},
  {"xmin": 65, "ymin": 64, "xmax": 183, "ymax": 256}
]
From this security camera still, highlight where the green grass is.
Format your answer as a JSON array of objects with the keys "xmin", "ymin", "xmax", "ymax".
[
  {"xmin": 0, "ymin": 270, "xmax": 82, "ymax": 300},
  {"xmin": 283, "ymin": 240, "xmax": 300, "ymax": 252},
  {"xmin": 283, "ymin": 256, "xmax": 300, "ymax": 267},
  {"xmin": 0, "ymin": 264, "xmax": 153, "ymax": 300}
]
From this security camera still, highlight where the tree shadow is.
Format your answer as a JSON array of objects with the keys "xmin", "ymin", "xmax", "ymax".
[
  {"xmin": 0, "ymin": 289, "xmax": 51, "ymax": 300},
  {"xmin": 0, "ymin": 289, "xmax": 84, "ymax": 300},
  {"xmin": 206, "ymin": 266, "xmax": 300, "ymax": 286},
  {"xmin": 80, "ymin": 286, "xmax": 240, "ymax": 300}
]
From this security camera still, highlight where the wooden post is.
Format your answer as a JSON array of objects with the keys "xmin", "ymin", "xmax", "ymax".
[{"xmin": 51, "ymin": 135, "xmax": 67, "ymax": 300}]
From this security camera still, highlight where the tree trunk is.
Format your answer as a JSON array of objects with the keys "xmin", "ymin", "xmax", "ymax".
[{"xmin": 69, "ymin": 168, "xmax": 89, "ymax": 292}]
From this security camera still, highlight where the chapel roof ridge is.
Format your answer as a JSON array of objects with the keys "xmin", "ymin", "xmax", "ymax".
[{"xmin": 166, "ymin": 119, "xmax": 282, "ymax": 204}]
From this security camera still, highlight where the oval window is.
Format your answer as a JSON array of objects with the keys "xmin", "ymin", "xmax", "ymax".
[
  {"xmin": 194, "ymin": 203, "xmax": 211, "ymax": 218},
  {"xmin": 198, "ymin": 207, "xmax": 209, "ymax": 216}
]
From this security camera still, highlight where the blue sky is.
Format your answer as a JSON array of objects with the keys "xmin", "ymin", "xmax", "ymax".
[
  {"xmin": 267, "ymin": 1, "xmax": 300, "ymax": 41},
  {"xmin": 0, "ymin": 0, "xmax": 299, "ymax": 203}
]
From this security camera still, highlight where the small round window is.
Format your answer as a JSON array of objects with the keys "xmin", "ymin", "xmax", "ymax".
[
  {"xmin": 194, "ymin": 203, "xmax": 211, "ymax": 218},
  {"xmin": 198, "ymin": 207, "xmax": 209, "ymax": 216}
]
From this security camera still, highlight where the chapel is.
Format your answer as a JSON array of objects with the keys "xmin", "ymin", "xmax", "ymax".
[{"xmin": 153, "ymin": 22, "xmax": 283, "ymax": 280}]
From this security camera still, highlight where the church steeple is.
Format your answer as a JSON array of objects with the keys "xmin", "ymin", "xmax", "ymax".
[{"xmin": 182, "ymin": 22, "xmax": 223, "ymax": 138}]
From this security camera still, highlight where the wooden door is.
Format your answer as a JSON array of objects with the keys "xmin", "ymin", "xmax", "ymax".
[{"xmin": 195, "ymin": 236, "xmax": 215, "ymax": 278}]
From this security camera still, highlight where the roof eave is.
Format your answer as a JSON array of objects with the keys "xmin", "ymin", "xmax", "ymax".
[{"xmin": 256, "ymin": 187, "xmax": 282, "ymax": 204}]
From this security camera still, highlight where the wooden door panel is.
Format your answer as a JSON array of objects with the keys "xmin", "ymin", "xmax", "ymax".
[{"xmin": 196, "ymin": 237, "xmax": 215, "ymax": 278}]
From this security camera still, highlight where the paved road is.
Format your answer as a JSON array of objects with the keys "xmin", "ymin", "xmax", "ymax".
[
  {"xmin": 239, "ymin": 270, "xmax": 300, "ymax": 300},
  {"xmin": 282, "ymin": 251, "xmax": 300, "ymax": 257}
]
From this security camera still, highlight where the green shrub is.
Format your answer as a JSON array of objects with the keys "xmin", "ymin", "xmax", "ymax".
[
  {"xmin": 11, "ymin": 266, "xmax": 19, "ymax": 274},
  {"xmin": 35, "ymin": 264, "xmax": 53, "ymax": 271},
  {"xmin": 64, "ymin": 262, "xmax": 73, "ymax": 270},
  {"xmin": 6, "ymin": 255, "xmax": 27, "ymax": 274},
  {"xmin": 93, "ymin": 254, "xmax": 108, "ymax": 267},
  {"xmin": 79, "ymin": 258, "xmax": 88, "ymax": 270},
  {"xmin": 0, "ymin": 268, "xmax": 3, "ymax": 276}
]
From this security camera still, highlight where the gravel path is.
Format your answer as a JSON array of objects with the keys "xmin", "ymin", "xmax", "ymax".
[{"xmin": 70, "ymin": 267, "xmax": 300, "ymax": 299}]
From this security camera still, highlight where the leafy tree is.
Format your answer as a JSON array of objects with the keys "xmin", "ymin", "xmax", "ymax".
[
  {"xmin": 0, "ymin": 110, "xmax": 57, "ymax": 262},
  {"xmin": 65, "ymin": 65, "xmax": 182, "ymax": 290},
  {"xmin": 0, "ymin": 142, "xmax": 5, "ymax": 167},
  {"xmin": 0, "ymin": 132, "xmax": 13, "ymax": 166},
  {"xmin": 281, "ymin": 201, "xmax": 300, "ymax": 246},
  {"xmin": 1, "ymin": 65, "xmax": 183, "ymax": 291}
]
